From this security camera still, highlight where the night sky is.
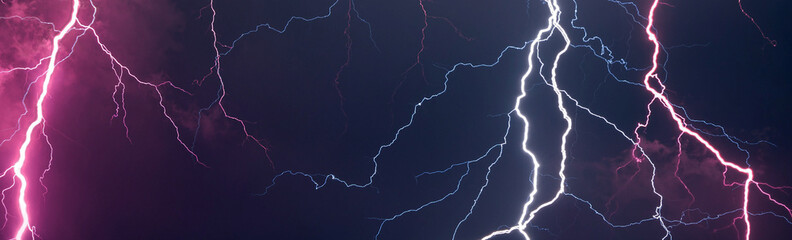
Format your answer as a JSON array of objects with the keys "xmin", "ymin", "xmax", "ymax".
[{"xmin": 0, "ymin": 0, "xmax": 791, "ymax": 239}]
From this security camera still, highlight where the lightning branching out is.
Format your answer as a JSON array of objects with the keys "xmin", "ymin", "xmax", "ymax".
[
  {"xmin": 480, "ymin": 0, "xmax": 581, "ymax": 238},
  {"xmin": 220, "ymin": 0, "xmax": 792, "ymax": 239},
  {"xmin": 6, "ymin": 1, "xmax": 80, "ymax": 238},
  {"xmin": 1, "ymin": 0, "xmax": 791, "ymax": 239},
  {"xmin": 1, "ymin": 0, "xmax": 246, "ymax": 237},
  {"xmin": 633, "ymin": 1, "xmax": 792, "ymax": 239}
]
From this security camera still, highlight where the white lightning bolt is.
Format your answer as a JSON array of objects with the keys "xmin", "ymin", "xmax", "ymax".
[
  {"xmin": 481, "ymin": 0, "xmax": 572, "ymax": 238},
  {"xmin": 481, "ymin": 0, "xmax": 674, "ymax": 238}
]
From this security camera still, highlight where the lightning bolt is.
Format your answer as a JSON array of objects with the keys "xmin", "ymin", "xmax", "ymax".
[
  {"xmin": 637, "ymin": 1, "xmax": 756, "ymax": 238},
  {"xmin": 10, "ymin": 0, "xmax": 79, "ymax": 238},
  {"xmin": 3, "ymin": 0, "xmax": 226, "ymax": 237},
  {"xmin": 480, "ymin": 0, "xmax": 576, "ymax": 238}
]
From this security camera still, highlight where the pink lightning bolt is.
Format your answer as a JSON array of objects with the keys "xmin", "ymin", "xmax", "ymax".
[
  {"xmin": 641, "ymin": 1, "xmax": 755, "ymax": 239},
  {"xmin": 738, "ymin": 0, "xmax": 777, "ymax": 46},
  {"xmin": 11, "ymin": 0, "xmax": 80, "ymax": 239}
]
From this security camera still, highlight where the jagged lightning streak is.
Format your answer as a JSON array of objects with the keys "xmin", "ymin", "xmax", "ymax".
[
  {"xmin": 737, "ymin": 0, "xmax": 777, "ymax": 46},
  {"xmin": 204, "ymin": 0, "xmax": 272, "ymax": 164},
  {"xmin": 3, "ymin": 0, "xmax": 214, "ymax": 236},
  {"xmin": 481, "ymin": 0, "xmax": 573, "ymax": 238},
  {"xmin": 0, "ymin": 14, "xmax": 93, "ymax": 224},
  {"xmin": 11, "ymin": 0, "xmax": 79, "ymax": 238},
  {"xmin": 639, "ymin": 1, "xmax": 757, "ymax": 239}
]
